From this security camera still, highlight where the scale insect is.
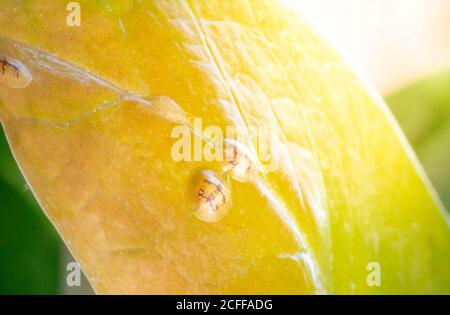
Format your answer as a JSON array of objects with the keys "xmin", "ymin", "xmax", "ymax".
[
  {"xmin": 193, "ymin": 170, "xmax": 231, "ymax": 223},
  {"xmin": 223, "ymin": 139, "xmax": 258, "ymax": 182},
  {"xmin": 0, "ymin": 56, "xmax": 32, "ymax": 89}
]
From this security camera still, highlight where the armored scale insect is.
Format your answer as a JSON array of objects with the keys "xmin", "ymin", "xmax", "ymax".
[{"xmin": 0, "ymin": 56, "xmax": 32, "ymax": 89}]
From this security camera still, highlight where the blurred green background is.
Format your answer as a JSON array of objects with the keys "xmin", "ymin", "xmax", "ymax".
[
  {"xmin": 0, "ymin": 128, "xmax": 60, "ymax": 294},
  {"xmin": 0, "ymin": 71, "xmax": 449, "ymax": 294},
  {"xmin": 387, "ymin": 71, "xmax": 450, "ymax": 209}
]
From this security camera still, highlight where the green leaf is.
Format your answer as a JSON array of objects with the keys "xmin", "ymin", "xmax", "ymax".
[
  {"xmin": 0, "ymin": 127, "xmax": 60, "ymax": 294},
  {"xmin": 386, "ymin": 71, "xmax": 450, "ymax": 210}
]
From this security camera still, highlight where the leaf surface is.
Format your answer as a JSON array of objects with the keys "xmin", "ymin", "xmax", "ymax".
[{"xmin": 0, "ymin": 0, "xmax": 449, "ymax": 294}]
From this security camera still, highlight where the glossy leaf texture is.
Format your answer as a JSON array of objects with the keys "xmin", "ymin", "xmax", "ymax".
[{"xmin": 0, "ymin": 0, "xmax": 449, "ymax": 294}]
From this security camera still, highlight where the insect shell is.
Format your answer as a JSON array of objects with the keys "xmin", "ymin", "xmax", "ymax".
[
  {"xmin": 193, "ymin": 170, "xmax": 231, "ymax": 223},
  {"xmin": 222, "ymin": 139, "xmax": 258, "ymax": 182},
  {"xmin": 0, "ymin": 56, "xmax": 32, "ymax": 89}
]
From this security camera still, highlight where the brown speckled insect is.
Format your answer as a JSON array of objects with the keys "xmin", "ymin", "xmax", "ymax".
[
  {"xmin": 223, "ymin": 139, "xmax": 258, "ymax": 182},
  {"xmin": 0, "ymin": 56, "xmax": 32, "ymax": 88},
  {"xmin": 194, "ymin": 170, "xmax": 230, "ymax": 223},
  {"xmin": 197, "ymin": 178, "xmax": 227, "ymax": 213}
]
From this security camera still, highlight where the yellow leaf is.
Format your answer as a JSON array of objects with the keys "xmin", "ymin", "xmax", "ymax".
[{"xmin": 0, "ymin": 0, "xmax": 449, "ymax": 294}]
